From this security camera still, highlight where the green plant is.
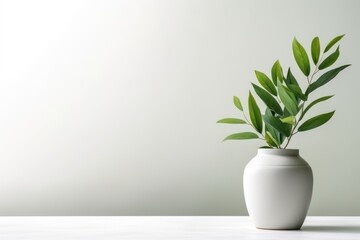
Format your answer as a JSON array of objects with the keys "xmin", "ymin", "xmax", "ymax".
[{"xmin": 217, "ymin": 35, "xmax": 350, "ymax": 149}]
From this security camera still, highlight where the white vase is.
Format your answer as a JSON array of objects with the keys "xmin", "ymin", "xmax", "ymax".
[{"xmin": 243, "ymin": 149, "xmax": 313, "ymax": 230}]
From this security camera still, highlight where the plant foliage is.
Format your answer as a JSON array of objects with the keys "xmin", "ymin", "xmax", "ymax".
[{"xmin": 218, "ymin": 35, "xmax": 350, "ymax": 148}]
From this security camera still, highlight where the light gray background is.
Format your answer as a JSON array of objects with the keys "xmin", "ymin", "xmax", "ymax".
[{"xmin": 0, "ymin": 0, "xmax": 359, "ymax": 215}]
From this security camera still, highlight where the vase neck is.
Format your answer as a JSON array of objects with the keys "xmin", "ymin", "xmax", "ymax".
[{"xmin": 258, "ymin": 149, "xmax": 299, "ymax": 156}]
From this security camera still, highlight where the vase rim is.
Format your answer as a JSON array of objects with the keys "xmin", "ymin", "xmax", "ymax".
[{"xmin": 257, "ymin": 148, "xmax": 299, "ymax": 156}]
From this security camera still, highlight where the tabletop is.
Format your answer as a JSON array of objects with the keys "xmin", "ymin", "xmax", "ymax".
[{"xmin": 0, "ymin": 216, "xmax": 359, "ymax": 239}]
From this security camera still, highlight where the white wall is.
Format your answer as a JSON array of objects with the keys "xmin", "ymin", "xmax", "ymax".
[{"xmin": 0, "ymin": 0, "xmax": 359, "ymax": 215}]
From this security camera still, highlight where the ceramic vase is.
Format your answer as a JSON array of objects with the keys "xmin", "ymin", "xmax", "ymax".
[{"xmin": 243, "ymin": 149, "xmax": 313, "ymax": 230}]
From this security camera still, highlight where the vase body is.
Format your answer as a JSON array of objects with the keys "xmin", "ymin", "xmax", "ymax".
[{"xmin": 243, "ymin": 149, "xmax": 313, "ymax": 230}]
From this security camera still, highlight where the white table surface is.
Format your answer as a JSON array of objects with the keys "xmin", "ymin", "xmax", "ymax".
[{"xmin": 0, "ymin": 216, "xmax": 359, "ymax": 240}]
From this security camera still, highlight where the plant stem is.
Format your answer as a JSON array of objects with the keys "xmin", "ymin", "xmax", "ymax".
[
  {"xmin": 309, "ymin": 54, "xmax": 324, "ymax": 84},
  {"xmin": 283, "ymin": 103, "xmax": 304, "ymax": 149}
]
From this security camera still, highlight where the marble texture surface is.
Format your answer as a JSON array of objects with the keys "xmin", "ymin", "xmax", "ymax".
[{"xmin": 0, "ymin": 216, "xmax": 359, "ymax": 239}]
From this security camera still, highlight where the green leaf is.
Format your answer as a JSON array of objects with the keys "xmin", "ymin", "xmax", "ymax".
[
  {"xmin": 319, "ymin": 46, "xmax": 340, "ymax": 70},
  {"xmin": 255, "ymin": 70, "xmax": 277, "ymax": 96},
  {"xmin": 298, "ymin": 111, "xmax": 335, "ymax": 132},
  {"xmin": 292, "ymin": 37, "xmax": 311, "ymax": 76},
  {"xmin": 300, "ymin": 95, "xmax": 334, "ymax": 120},
  {"xmin": 217, "ymin": 118, "xmax": 247, "ymax": 124},
  {"xmin": 265, "ymin": 108, "xmax": 286, "ymax": 145},
  {"xmin": 287, "ymin": 84, "xmax": 307, "ymax": 101},
  {"xmin": 271, "ymin": 61, "xmax": 277, "ymax": 85},
  {"xmin": 282, "ymin": 106, "xmax": 291, "ymax": 118},
  {"xmin": 223, "ymin": 132, "xmax": 259, "ymax": 141},
  {"xmin": 248, "ymin": 92, "xmax": 263, "ymax": 134},
  {"xmin": 285, "ymin": 68, "xmax": 299, "ymax": 87},
  {"xmin": 252, "ymin": 83, "xmax": 283, "ymax": 115},
  {"xmin": 280, "ymin": 116, "xmax": 296, "ymax": 125},
  {"xmin": 278, "ymin": 82, "xmax": 299, "ymax": 115},
  {"xmin": 311, "ymin": 36, "xmax": 320, "ymax": 65},
  {"xmin": 263, "ymin": 114, "xmax": 292, "ymax": 137},
  {"xmin": 324, "ymin": 34, "xmax": 345, "ymax": 53},
  {"xmin": 299, "ymin": 102, "xmax": 304, "ymax": 110},
  {"xmin": 233, "ymin": 96, "xmax": 243, "ymax": 111},
  {"xmin": 271, "ymin": 60, "xmax": 283, "ymax": 85},
  {"xmin": 265, "ymin": 125, "xmax": 280, "ymax": 146},
  {"xmin": 306, "ymin": 64, "xmax": 351, "ymax": 95},
  {"xmin": 265, "ymin": 131, "xmax": 279, "ymax": 147},
  {"xmin": 265, "ymin": 107, "xmax": 275, "ymax": 116}
]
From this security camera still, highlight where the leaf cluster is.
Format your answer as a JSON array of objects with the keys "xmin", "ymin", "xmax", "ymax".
[{"xmin": 218, "ymin": 35, "xmax": 350, "ymax": 148}]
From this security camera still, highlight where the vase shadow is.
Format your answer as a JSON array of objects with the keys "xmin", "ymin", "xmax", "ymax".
[{"xmin": 301, "ymin": 225, "xmax": 360, "ymax": 233}]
